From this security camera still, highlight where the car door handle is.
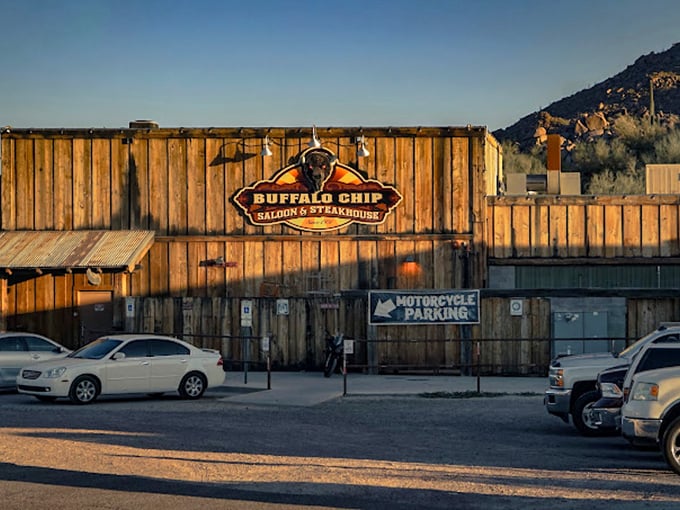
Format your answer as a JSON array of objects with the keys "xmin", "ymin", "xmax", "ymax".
[
  {"xmin": 141, "ymin": 361, "xmax": 150, "ymax": 366},
  {"xmin": 31, "ymin": 354, "xmax": 41, "ymax": 359}
]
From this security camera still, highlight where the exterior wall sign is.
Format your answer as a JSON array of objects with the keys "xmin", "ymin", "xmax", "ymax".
[
  {"xmin": 368, "ymin": 289, "xmax": 480, "ymax": 326},
  {"xmin": 233, "ymin": 147, "xmax": 402, "ymax": 232}
]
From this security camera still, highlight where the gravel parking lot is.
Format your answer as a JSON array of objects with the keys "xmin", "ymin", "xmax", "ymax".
[{"xmin": 1, "ymin": 387, "xmax": 680, "ymax": 509}]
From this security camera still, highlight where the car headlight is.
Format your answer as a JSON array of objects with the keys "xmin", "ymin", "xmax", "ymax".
[
  {"xmin": 44, "ymin": 367, "xmax": 67, "ymax": 378},
  {"xmin": 549, "ymin": 368, "xmax": 564, "ymax": 387},
  {"xmin": 599, "ymin": 382, "xmax": 623, "ymax": 398},
  {"xmin": 631, "ymin": 382, "xmax": 659, "ymax": 401}
]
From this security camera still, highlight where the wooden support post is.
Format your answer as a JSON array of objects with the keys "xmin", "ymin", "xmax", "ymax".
[{"xmin": 0, "ymin": 278, "xmax": 6, "ymax": 331}]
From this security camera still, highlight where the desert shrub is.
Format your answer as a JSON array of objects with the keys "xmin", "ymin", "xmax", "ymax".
[
  {"xmin": 586, "ymin": 168, "xmax": 644, "ymax": 195},
  {"xmin": 501, "ymin": 140, "xmax": 545, "ymax": 174},
  {"xmin": 570, "ymin": 138, "xmax": 635, "ymax": 176},
  {"xmin": 613, "ymin": 114, "xmax": 669, "ymax": 154},
  {"xmin": 646, "ymin": 128, "xmax": 680, "ymax": 163}
]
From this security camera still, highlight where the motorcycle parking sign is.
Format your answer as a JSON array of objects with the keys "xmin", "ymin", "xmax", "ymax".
[{"xmin": 369, "ymin": 289, "xmax": 480, "ymax": 326}]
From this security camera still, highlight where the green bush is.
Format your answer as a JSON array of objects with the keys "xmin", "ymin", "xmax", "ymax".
[
  {"xmin": 647, "ymin": 129, "xmax": 680, "ymax": 163},
  {"xmin": 503, "ymin": 116, "xmax": 680, "ymax": 195},
  {"xmin": 501, "ymin": 140, "xmax": 545, "ymax": 174},
  {"xmin": 586, "ymin": 168, "xmax": 645, "ymax": 195},
  {"xmin": 613, "ymin": 114, "xmax": 669, "ymax": 154}
]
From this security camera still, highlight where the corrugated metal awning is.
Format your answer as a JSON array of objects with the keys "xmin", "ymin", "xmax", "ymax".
[{"xmin": 0, "ymin": 230, "xmax": 155, "ymax": 273}]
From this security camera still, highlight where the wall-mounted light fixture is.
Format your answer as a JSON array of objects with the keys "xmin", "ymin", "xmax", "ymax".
[
  {"xmin": 356, "ymin": 135, "xmax": 370, "ymax": 158},
  {"xmin": 260, "ymin": 135, "xmax": 273, "ymax": 157},
  {"xmin": 308, "ymin": 125, "xmax": 321, "ymax": 148},
  {"xmin": 199, "ymin": 256, "xmax": 237, "ymax": 268},
  {"xmin": 401, "ymin": 255, "xmax": 421, "ymax": 277}
]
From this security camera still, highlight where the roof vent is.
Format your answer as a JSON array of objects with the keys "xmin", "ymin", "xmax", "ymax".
[{"xmin": 129, "ymin": 120, "xmax": 159, "ymax": 129}]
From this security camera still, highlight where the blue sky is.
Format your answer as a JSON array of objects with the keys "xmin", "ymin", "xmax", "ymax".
[{"xmin": 2, "ymin": 0, "xmax": 679, "ymax": 131}]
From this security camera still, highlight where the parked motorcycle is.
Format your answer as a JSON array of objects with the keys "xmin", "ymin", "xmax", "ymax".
[{"xmin": 323, "ymin": 330, "xmax": 344, "ymax": 378}]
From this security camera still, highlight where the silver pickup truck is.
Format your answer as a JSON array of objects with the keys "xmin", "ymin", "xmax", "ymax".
[{"xmin": 544, "ymin": 324, "xmax": 680, "ymax": 436}]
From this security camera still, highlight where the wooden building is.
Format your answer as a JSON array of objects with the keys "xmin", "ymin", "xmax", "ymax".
[
  {"xmin": 3, "ymin": 124, "xmax": 679, "ymax": 375},
  {"xmin": 486, "ymin": 193, "xmax": 680, "ymax": 363},
  {"xmin": 0, "ymin": 125, "xmax": 504, "ymax": 373}
]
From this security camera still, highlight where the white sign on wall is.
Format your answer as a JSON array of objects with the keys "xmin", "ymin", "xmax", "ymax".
[
  {"xmin": 510, "ymin": 298, "xmax": 523, "ymax": 316},
  {"xmin": 241, "ymin": 299, "xmax": 253, "ymax": 328},
  {"xmin": 276, "ymin": 299, "xmax": 289, "ymax": 316}
]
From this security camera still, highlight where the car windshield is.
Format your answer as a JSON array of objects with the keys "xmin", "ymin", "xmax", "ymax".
[
  {"xmin": 68, "ymin": 338, "xmax": 123, "ymax": 359},
  {"xmin": 617, "ymin": 330, "xmax": 665, "ymax": 359}
]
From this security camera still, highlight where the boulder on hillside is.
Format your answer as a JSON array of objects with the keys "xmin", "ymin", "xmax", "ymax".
[
  {"xmin": 574, "ymin": 119, "xmax": 588, "ymax": 136},
  {"xmin": 584, "ymin": 112, "xmax": 609, "ymax": 131},
  {"xmin": 533, "ymin": 126, "xmax": 547, "ymax": 143}
]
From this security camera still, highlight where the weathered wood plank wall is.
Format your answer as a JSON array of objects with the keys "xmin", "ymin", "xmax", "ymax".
[
  {"xmin": 487, "ymin": 195, "xmax": 680, "ymax": 259},
  {"xmin": 0, "ymin": 127, "xmax": 495, "ymax": 369}
]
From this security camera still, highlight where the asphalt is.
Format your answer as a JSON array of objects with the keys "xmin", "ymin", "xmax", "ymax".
[{"xmin": 213, "ymin": 370, "xmax": 548, "ymax": 406}]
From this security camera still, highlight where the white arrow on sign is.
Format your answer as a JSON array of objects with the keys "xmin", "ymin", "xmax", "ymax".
[{"xmin": 374, "ymin": 298, "xmax": 397, "ymax": 318}]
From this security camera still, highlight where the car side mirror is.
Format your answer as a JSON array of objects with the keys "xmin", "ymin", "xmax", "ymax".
[{"xmin": 112, "ymin": 352, "xmax": 126, "ymax": 361}]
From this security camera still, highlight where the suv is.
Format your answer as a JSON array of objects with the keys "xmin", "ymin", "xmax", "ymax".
[
  {"xmin": 590, "ymin": 340, "xmax": 680, "ymax": 432},
  {"xmin": 620, "ymin": 365, "xmax": 680, "ymax": 475},
  {"xmin": 545, "ymin": 324, "xmax": 680, "ymax": 436}
]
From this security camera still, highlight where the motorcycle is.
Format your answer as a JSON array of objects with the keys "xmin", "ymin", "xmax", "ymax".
[{"xmin": 323, "ymin": 330, "xmax": 344, "ymax": 378}]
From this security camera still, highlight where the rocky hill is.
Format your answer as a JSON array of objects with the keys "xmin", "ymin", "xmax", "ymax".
[{"xmin": 493, "ymin": 42, "xmax": 680, "ymax": 151}]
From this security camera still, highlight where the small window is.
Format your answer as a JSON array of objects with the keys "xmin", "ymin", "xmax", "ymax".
[
  {"xmin": 149, "ymin": 339, "xmax": 189, "ymax": 356},
  {"xmin": 25, "ymin": 336, "xmax": 57, "ymax": 352},
  {"xmin": 119, "ymin": 340, "xmax": 149, "ymax": 358},
  {"xmin": 635, "ymin": 348, "xmax": 680, "ymax": 373},
  {"xmin": 0, "ymin": 337, "xmax": 23, "ymax": 352}
]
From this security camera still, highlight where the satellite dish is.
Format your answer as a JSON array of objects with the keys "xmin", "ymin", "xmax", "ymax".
[{"xmin": 86, "ymin": 268, "xmax": 102, "ymax": 286}]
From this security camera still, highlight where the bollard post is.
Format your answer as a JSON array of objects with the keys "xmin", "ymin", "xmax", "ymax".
[
  {"xmin": 476, "ymin": 341, "xmax": 481, "ymax": 393},
  {"xmin": 262, "ymin": 334, "xmax": 271, "ymax": 390},
  {"xmin": 343, "ymin": 349, "xmax": 347, "ymax": 396},
  {"xmin": 267, "ymin": 352, "xmax": 271, "ymax": 390}
]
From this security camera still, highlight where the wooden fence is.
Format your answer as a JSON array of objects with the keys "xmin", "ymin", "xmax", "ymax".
[
  {"xmin": 487, "ymin": 194, "xmax": 680, "ymax": 259},
  {"xmin": 105, "ymin": 294, "xmax": 680, "ymax": 375}
]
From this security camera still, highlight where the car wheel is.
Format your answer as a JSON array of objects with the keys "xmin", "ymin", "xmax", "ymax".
[
  {"xmin": 69, "ymin": 375, "xmax": 99, "ymax": 405},
  {"xmin": 178, "ymin": 372, "xmax": 206, "ymax": 400},
  {"xmin": 35, "ymin": 395, "xmax": 57, "ymax": 403},
  {"xmin": 662, "ymin": 417, "xmax": 680, "ymax": 475},
  {"xmin": 572, "ymin": 390, "xmax": 607, "ymax": 436}
]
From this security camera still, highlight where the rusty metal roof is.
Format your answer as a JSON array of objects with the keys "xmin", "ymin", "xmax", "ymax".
[{"xmin": 0, "ymin": 230, "xmax": 155, "ymax": 273}]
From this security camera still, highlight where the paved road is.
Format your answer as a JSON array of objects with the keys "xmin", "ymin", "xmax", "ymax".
[{"xmin": 1, "ymin": 375, "xmax": 680, "ymax": 509}]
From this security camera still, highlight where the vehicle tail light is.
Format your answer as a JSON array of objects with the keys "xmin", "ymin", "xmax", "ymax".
[{"xmin": 217, "ymin": 357, "xmax": 223, "ymax": 367}]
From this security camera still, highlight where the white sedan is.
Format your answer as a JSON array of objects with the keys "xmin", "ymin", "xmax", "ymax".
[{"xmin": 17, "ymin": 334, "xmax": 225, "ymax": 404}]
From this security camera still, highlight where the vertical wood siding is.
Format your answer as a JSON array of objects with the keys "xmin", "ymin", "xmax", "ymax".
[
  {"xmin": 6, "ymin": 130, "xmax": 680, "ymax": 375},
  {"xmin": 487, "ymin": 195, "xmax": 680, "ymax": 258}
]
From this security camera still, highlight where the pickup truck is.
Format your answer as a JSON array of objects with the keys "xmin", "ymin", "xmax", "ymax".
[
  {"xmin": 544, "ymin": 324, "xmax": 680, "ymax": 436},
  {"xmin": 621, "ymin": 365, "xmax": 680, "ymax": 475}
]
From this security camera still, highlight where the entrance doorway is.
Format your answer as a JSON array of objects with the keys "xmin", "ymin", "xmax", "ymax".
[{"xmin": 77, "ymin": 290, "xmax": 113, "ymax": 345}]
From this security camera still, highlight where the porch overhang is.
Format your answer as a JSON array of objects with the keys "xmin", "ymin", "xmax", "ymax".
[{"xmin": 0, "ymin": 230, "xmax": 155, "ymax": 275}]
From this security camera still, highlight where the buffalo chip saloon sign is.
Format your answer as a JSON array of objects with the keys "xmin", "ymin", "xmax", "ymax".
[
  {"xmin": 369, "ymin": 290, "xmax": 480, "ymax": 326},
  {"xmin": 233, "ymin": 146, "xmax": 402, "ymax": 232}
]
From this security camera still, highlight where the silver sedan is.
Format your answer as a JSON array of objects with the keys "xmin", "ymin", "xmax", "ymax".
[{"xmin": 0, "ymin": 332, "xmax": 70, "ymax": 389}]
